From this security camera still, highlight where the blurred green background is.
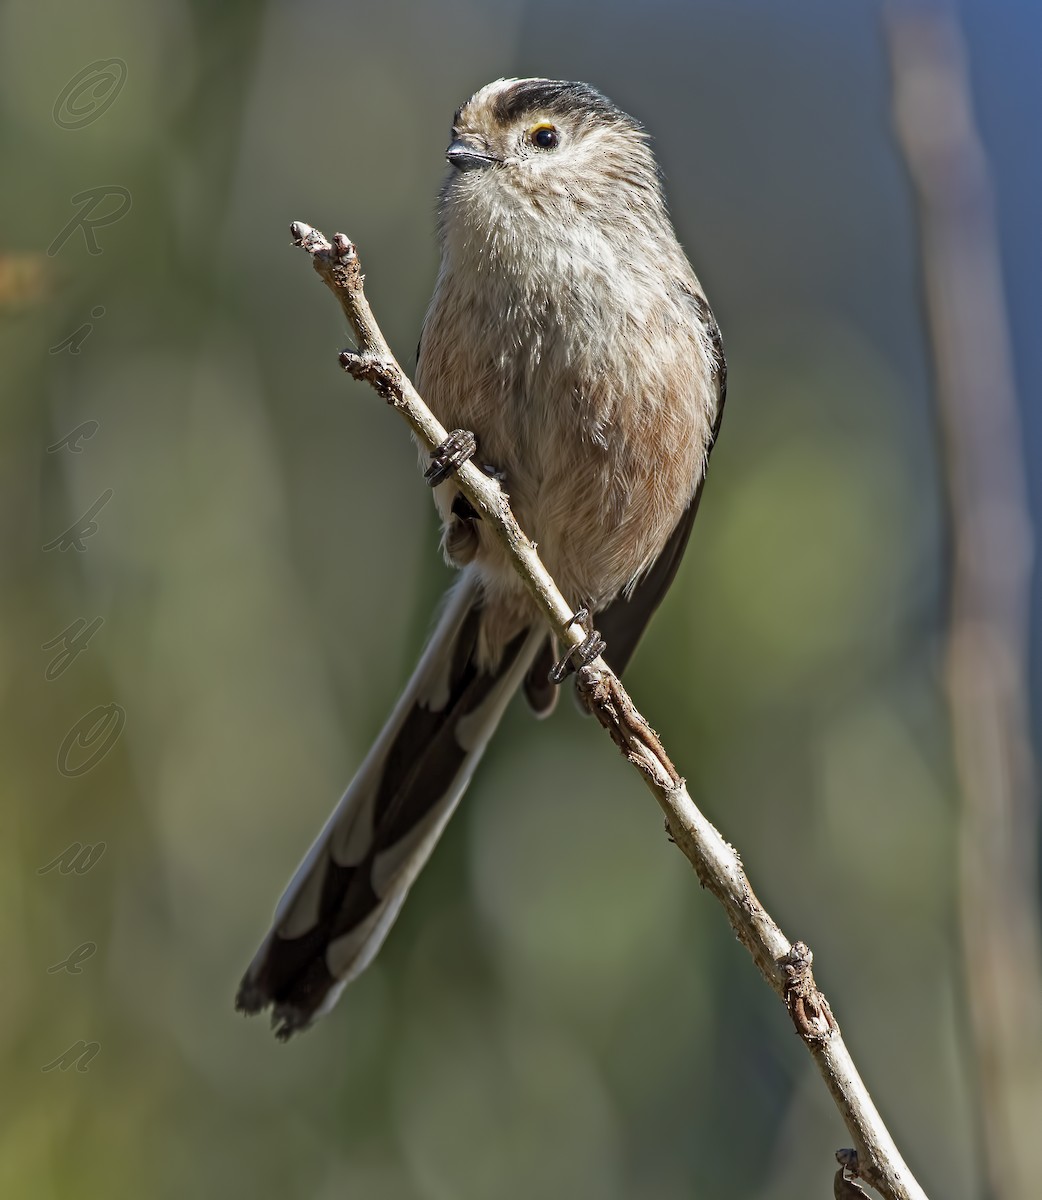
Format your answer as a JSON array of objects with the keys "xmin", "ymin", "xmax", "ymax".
[{"xmin": 3, "ymin": 0, "xmax": 1038, "ymax": 1196}]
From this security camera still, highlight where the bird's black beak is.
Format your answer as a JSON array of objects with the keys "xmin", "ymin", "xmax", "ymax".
[{"xmin": 446, "ymin": 139, "xmax": 498, "ymax": 172}]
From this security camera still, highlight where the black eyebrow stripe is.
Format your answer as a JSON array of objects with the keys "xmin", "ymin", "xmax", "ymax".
[{"xmin": 491, "ymin": 79, "xmax": 639, "ymax": 130}]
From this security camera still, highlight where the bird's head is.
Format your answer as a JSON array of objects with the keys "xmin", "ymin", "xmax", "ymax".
[{"xmin": 438, "ymin": 77, "xmax": 663, "ymax": 246}]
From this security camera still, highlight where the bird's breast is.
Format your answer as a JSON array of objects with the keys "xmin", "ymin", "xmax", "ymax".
[{"xmin": 416, "ymin": 256, "xmax": 713, "ymax": 610}]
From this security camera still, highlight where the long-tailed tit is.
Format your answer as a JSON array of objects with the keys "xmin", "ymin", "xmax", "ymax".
[{"xmin": 237, "ymin": 78, "xmax": 726, "ymax": 1038}]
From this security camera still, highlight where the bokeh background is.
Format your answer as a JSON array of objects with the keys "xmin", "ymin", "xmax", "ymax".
[{"xmin": 2, "ymin": 0, "xmax": 1039, "ymax": 1196}]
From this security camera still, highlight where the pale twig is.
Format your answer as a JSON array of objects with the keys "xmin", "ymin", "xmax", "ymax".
[
  {"xmin": 885, "ymin": 7, "xmax": 1042, "ymax": 1198},
  {"xmin": 289, "ymin": 220, "xmax": 929, "ymax": 1200}
]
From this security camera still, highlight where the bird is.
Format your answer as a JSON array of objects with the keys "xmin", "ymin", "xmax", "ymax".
[{"xmin": 236, "ymin": 77, "xmax": 726, "ymax": 1038}]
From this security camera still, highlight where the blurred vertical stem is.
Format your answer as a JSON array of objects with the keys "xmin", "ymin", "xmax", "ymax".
[{"xmin": 885, "ymin": 5, "xmax": 1042, "ymax": 1198}]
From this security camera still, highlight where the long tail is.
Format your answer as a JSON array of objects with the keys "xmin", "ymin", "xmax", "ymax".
[{"xmin": 236, "ymin": 568, "xmax": 539, "ymax": 1038}]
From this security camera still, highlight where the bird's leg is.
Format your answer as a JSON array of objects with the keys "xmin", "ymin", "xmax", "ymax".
[
  {"xmin": 549, "ymin": 607, "xmax": 607, "ymax": 684},
  {"xmin": 425, "ymin": 429, "xmax": 478, "ymax": 488},
  {"xmin": 444, "ymin": 461, "xmax": 507, "ymax": 521},
  {"xmin": 442, "ymin": 462, "xmax": 508, "ymax": 567}
]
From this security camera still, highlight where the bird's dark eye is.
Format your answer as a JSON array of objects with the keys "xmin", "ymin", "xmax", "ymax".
[{"xmin": 529, "ymin": 123, "xmax": 559, "ymax": 150}]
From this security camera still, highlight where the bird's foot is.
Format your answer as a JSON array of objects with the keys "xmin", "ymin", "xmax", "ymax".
[
  {"xmin": 425, "ymin": 429, "xmax": 477, "ymax": 488},
  {"xmin": 549, "ymin": 608, "xmax": 606, "ymax": 684}
]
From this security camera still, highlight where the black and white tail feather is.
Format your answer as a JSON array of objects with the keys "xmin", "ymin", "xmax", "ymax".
[{"xmin": 236, "ymin": 568, "xmax": 542, "ymax": 1038}]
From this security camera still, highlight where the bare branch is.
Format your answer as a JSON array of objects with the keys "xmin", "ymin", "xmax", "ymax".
[
  {"xmin": 884, "ymin": 7, "xmax": 1042, "ymax": 1199},
  {"xmin": 290, "ymin": 220, "xmax": 930, "ymax": 1200}
]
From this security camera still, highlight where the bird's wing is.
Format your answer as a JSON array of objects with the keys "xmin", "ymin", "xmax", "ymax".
[{"xmin": 593, "ymin": 293, "xmax": 727, "ymax": 679}]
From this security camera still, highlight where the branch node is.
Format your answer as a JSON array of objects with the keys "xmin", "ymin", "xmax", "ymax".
[
  {"xmin": 835, "ymin": 1150, "xmax": 879, "ymax": 1199},
  {"xmin": 330, "ymin": 231, "xmax": 356, "ymax": 264},
  {"xmin": 782, "ymin": 940, "xmax": 839, "ymax": 1043},
  {"xmin": 837, "ymin": 1148, "xmax": 860, "ymax": 1174},
  {"xmin": 338, "ymin": 352, "xmax": 402, "ymax": 405},
  {"xmin": 835, "ymin": 1167, "xmax": 873, "ymax": 1199},
  {"xmin": 289, "ymin": 219, "xmax": 320, "ymax": 248},
  {"xmin": 573, "ymin": 667, "xmax": 682, "ymax": 791}
]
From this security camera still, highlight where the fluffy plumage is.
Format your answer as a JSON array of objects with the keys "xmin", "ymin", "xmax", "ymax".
[{"xmin": 237, "ymin": 78, "xmax": 725, "ymax": 1037}]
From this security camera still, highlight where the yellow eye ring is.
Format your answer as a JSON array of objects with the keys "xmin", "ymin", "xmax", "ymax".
[{"xmin": 528, "ymin": 122, "xmax": 559, "ymax": 150}]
